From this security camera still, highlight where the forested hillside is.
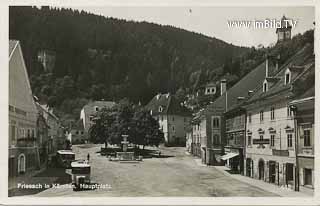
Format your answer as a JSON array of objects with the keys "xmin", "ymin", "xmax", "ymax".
[{"xmin": 9, "ymin": 6, "xmax": 314, "ymax": 124}]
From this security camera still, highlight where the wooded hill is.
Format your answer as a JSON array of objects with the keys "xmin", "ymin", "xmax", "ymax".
[{"xmin": 9, "ymin": 6, "xmax": 314, "ymax": 125}]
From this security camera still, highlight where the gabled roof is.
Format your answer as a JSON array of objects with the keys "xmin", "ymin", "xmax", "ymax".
[
  {"xmin": 9, "ymin": 40, "xmax": 18, "ymax": 58},
  {"xmin": 205, "ymin": 58, "xmax": 272, "ymax": 113},
  {"xmin": 82, "ymin": 101, "xmax": 116, "ymax": 115},
  {"xmin": 245, "ymin": 44, "xmax": 314, "ymax": 104},
  {"xmin": 146, "ymin": 93, "xmax": 191, "ymax": 116}
]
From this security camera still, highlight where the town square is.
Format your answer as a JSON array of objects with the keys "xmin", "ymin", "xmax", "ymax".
[{"xmin": 8, "ymin": 6, "xmax": 315, "ymax": 198}]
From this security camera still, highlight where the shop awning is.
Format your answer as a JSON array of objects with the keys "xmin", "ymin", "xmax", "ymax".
[{"xmin": 221, "ymin": 152, "xmax": 238, "ymax": 160}]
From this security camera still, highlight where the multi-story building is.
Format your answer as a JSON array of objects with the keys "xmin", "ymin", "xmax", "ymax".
[
  {"xmin": 80, "ymin": 101, "xmax": 116, "ymax": 140},
  {"xmin": 37, "ymin": 104, "xmax": 65, "ymax": 150},
  {"xmin": 223, "ymin": 103, "xmax": 246, "ymax": 174},
  {"xmin": 244, "ymin": 44, "xmax": 314, "ymax": 190},
  {"xmin": 146, "ymin": 93, "xmax": 191, "ymax": 146},
  {"xmin": 68, "ymin": 120, "xmax": 86, "ymax": 144},
  {"xmin": 289, "ymin": 88, "xmax": 315, "ymax": 190},
  {"xmin": 199, "ymin": 59, "xmax": 271, "ymax": 165},
  {"xmin": 9, "ymin": 40, "xmax": 40, "ymax": 177}
]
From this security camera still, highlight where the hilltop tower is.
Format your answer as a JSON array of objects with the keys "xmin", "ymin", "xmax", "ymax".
[{"xmin": 276, "ymin": 15, "xmax": 292, "ymax": 43}]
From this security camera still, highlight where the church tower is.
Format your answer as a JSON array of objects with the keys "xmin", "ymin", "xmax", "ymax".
[{"xmin": 276, "ymin": 15, "xmax": 292, "ymax": 43}]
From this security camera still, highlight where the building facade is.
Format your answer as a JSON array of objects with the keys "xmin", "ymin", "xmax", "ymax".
[
  {"xmin": 80, "ymin": 101, "xmax": 116, "ymax": 140},
  {"xmin": 289, "ymin": 93, "xmax": 315, "ymax": 189},
  {"xmin": 244, "ymin": 44, "xmax": 314, "ymax": 190},
  {"xmin": 9, "ymin": 40, "xmax": 40, "ymax": 177},
  {"xmin": 146, "ymin": 93, "xmax": 191, "ymax": 146},
  {"xmin": 223, "ymin": 105, "xmax": 246, "ymax": 174}
]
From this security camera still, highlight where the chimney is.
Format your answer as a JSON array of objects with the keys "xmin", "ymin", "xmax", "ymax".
[
  {"xmin": 220, "ymin": 79, "xmax": 227, "ymax": 96},
  {"xmin": 276, "ymin": 54, "xmax": 280, "ymax": 72},
  {"xmin": 265, "ymin": 56, "xmax": 269, "ymax": 78}
]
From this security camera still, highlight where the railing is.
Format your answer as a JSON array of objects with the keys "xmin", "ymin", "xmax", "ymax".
[
  {"xmin": 300, "ymin": 147, "xmax": 313, "ymax": 155},
  {"xmin": 17, "ymin": 137, "xmax": 37, "ymax": 147},
  {"xmin": 272, "ymin": 149, "xmax": 289, "ymax": 156},
  {"xmin": 253, "ymin": 139, "xmax": 270, "ymax": 144}
]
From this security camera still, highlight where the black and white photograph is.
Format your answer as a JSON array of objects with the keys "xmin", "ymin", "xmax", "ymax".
[{"xmin": 5, "ymin": 1, "xmax": 318, "ymax": 203}]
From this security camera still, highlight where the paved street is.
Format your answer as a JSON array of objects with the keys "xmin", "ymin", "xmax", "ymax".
[{"xmin": 33, "ymin": 144, "xmax": 277, "ymax": 197}]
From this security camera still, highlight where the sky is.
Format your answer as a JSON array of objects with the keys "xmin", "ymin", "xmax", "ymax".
[{"xmin": 69, "ymin": 6, "xmax": 315, "ymax": 47}]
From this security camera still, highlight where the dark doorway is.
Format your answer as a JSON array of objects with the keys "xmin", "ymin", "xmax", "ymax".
[
  {"xmin": 9, "ymin": 157, "xmax": 15, "ymax": 177},
  {"xmin": 286, "ymin": 163, "xmax": 294, "ymax": 185},
  {"xmin": 258, "ymin": 159, "xmax": 264, "ymax": 180},
  {"xmin": 269, "ymin": 161, "xmax": 276, "ymax": 183},
  {"xmin": 246, "ymin": 158, "xmax": 252, "ymax": 177},
  {"xmin": 304, "ymin": 168, "xmax": 312, "ymax": 186}
]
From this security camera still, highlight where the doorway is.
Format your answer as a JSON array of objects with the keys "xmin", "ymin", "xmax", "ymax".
[
  {"xmin": 18, "ymin": 154, "xmax": 26, "ymax": 174},
  {"xmin": 286, "ymin": 163, "xmax": 294, "ymax": 185},
  {"xmin": 258, "ymin": 159, "xmax": 264, "ymax": 180},
  {"xmin": 304, "ymin": 168, "xmax": 312, "ymax": 186},
  {"xmin": 269, "ymin": 161, "xmax": 276, "ymax": 183},
  {"xmin": 246, "ymin": 158, "xmax": 252, "ymax": 177}
]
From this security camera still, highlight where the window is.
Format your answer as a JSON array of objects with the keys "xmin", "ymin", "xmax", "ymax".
[
  {"xmin": 76, "ymin": 131, "xmax": 79, "ymax": 135},
  {"xmin": 304, "ymin": 129, "xmax": 311, "ymax": 147},
  {"xmin": 260, "ymin": 135, "xmax": 263, "ymax": 140},
  {"xmin": 271, "ymin": 107, "xmax": 275, "ymax": 120},
  {"xmin": 27, "ymin": 129, "xmax": 31, "ymax": 138},
  {"xmin": 172, "ymin": 116, "xmax": 175, "ymax": 121},
  {"xmin": 81, "ymin": 131, "xmax": 84, "ymax": 135},
  {"xmin": 248, "ymin": 135, "xmax": 252, "ymax": 146},
  {"xmin": 11, "ymin": 125, "xmax": 16, "ymax": 141},
  {"xmin": 212, "ymin": 117, "xmax": 220, "ymax": 128},
  {"xmin": 248, "ymin": 113, "xmax": 252, "ymax": 123},
  {"xmin": 206, "ymin": 88, "xmax": 210, "ymax": 93},
  {"xmin": 95, "ymin": 106, "xmax": 99, "ymax": 112},
  {"xmin": 285, "ymin": 72, "xmax": 290, "ymax": 85},
  {"xmin": 159, "ymin": 106, "xmax": 163, "ymax": 112},
  {"xmin": 287, "ymin": 134, "xmax": 293, "ymax": 147},
  {"xmin": 211, "ymin": 88, "xmax": 215, "ymax": 93},
  {"xmin": 31, "ymin": 129, "xmax": 35, "ymax": 138},
  {"xmin": 172, "ymin": 126, "xmax": 175, "ymax": 132},
  {"xmin": 89, "ymin": 115, "xmax": 94, "ymax": 121},
  {"xmin": 260, "ymin": 110, "xmax": 264, "ymax": 122},
  {"xmin": 271, "ymin": 134, "xmax": 275, "ymax": 147},
  {"xmin": 263, "ymin": 82, "xmax": 267, "ymax": 92},
  {"xmin": 287, "ymin": 106, "xmax": 292, "ymax": 117}
]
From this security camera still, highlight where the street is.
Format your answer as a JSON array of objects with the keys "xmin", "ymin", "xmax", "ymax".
[{"xmin": 31, "ymin": 144, "xmax": 277, "ymax": 197}]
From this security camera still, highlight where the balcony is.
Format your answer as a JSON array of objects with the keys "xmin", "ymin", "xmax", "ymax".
[
  {"xmin": 253, "ymin": 139, "xmax": 269, "ymax": 145},
  {"xmin": 17, "ymin": 137, "xmax": 37, "ymax": 147},
  {"xmin": 299, "ymin": 147, "xmax": 313, "ymax": 156},
  {"xmin": 272, "ymin": 149, "xmax": 289, "ymax": 156}
]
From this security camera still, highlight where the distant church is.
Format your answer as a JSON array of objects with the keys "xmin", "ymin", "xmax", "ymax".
[{"xmin": 276, "ymin": 15, "xmax": 292, "ymax": 43}]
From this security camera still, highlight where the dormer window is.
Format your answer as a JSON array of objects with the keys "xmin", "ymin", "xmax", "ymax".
[
  {"xmin": 285, "ymin": 69, "xmax": 291, "ymax": 85},
  {"xmin": 263, "ymin": 79, "xmax": 268, "ymax": 92},
  {"xmin": 94, "ymin": 106, "xmax": 99, "ymax": 112},
  {"xmin": 159, "ymin": 106, "xmax": 163, "ymax": 112}
]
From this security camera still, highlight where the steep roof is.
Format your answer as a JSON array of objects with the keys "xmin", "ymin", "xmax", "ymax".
[
  {"xmin": 9, "ymin": 40, "xmax": 18, "ymax": 58},
  {"xmin": 82, "ymin": 101, "xmax": 116, "ymax": 114},
  {"xmin": 146, "ymin": 93, "xmax": 191, "ymax": 116},
  {"xmin": 245, "ymin": 44, "xmax": 314, "ymax": 104},
  {"xmin": 205, "ymin": 59, "xmax": 272, "ymax": 113}
]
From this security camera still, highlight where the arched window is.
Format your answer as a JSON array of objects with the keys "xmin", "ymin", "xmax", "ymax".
[
  {"xmin": 159, "ymin": 106, "xmax": 163, "ymax": 112},
  {"xmin": 18, "ymin": 153, "xmax": 26, "ymax": 174}
]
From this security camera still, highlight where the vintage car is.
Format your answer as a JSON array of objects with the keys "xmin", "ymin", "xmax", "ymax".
[
  {"xmin": 56, "ymin": 150, "xmax": 75, "ymax": 168},
  {"xmin": 71, "ymin": 160, "xmax": 91, "ymax": 191}
]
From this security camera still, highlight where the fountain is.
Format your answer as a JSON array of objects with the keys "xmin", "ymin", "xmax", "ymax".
[{"xmin": 116, "ymin": 134, "xmax": 135, "ymax": 161}]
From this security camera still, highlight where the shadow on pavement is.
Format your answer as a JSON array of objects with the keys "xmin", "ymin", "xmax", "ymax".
[{"xmin": 9, "ymin": 167, "xmax": 71, "ymax": 197}]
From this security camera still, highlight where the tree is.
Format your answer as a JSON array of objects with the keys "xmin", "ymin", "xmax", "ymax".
[
  {"xmin": 89, "ymin": 100, "xmax": 164, "ymax": 149},
  {"xmin": 131, "ymin": 109, "xmax": 164, "ymax": 149}
]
